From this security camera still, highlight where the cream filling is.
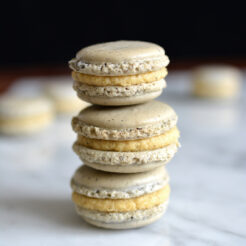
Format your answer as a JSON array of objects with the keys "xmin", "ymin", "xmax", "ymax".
[{"xmin": 75, "ymin": 202, "xmax": 168, "ymax": 223}]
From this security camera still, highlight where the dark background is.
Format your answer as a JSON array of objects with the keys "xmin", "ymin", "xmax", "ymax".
[{"xmin": 1, "ymin": 1, "xmax": 246, "ymax": 67}]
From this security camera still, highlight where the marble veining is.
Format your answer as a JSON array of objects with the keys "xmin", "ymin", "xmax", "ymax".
[{"xmin": 0, "ymin": 72, "xmax": 246, "ymax": 246}]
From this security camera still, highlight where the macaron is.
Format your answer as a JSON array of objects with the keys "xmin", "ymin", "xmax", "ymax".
[
  {"xmin": 0, "ymin": 96, "xmax": 54, "ymax": 135},
  {"xmin": 192, "ymin": 65, "xmax": 242, "ymax": 98},
  {"xmin": 69, "ymin": 40, "xmax": 169, "ymax": 106},
  {"xmin": 72, "ymin": 100, "xmax": 180, "ymax": 173},
  {"xmin": 43, "ymin": 77, "xmax": 90, "ymax": 114},
  {"xmin": 71, "ymin": 165, "xmax": 170, "ymax": 229}
]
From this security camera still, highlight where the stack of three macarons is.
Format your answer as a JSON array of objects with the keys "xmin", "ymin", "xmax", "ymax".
[{"xmin": 69, "ymin": 41, "xmax": 180, "ymax": 229}]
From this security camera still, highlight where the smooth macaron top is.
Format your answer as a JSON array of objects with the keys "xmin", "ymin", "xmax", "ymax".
[
  {"xmin": 69, "ymin": 41, "xmax": 169, "ymax": 76},
  {"xmin": 71, "ymin": 165, "xmax": 169, "ymax": 199},
  {"xmin": 0, "ymin": 96, "xmax": 53, "ymax": 118},
  {"xmin": 72, "ymin": 100, "xmax": 178, "ymax": 140}
]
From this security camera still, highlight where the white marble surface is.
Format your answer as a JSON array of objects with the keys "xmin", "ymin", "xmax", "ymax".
[{"xmin": 1, "ymin": 72, "xmax": 246, "ymax": 246}]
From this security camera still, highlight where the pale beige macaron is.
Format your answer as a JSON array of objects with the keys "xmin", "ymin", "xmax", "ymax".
[
  {"xmin": 192, "ymin": 65, "xmax": 242, "ymax": 98},
  {"xmin": 0, "ymin": 95, "xmax": 54, "ymax": 135},
  {"xmin": 43, "ymin": 77, "xmax": 90, "ymax": 114},
  {"xmin": 72, "ymin": 100, "xmax": 180, "ymax": 173},
  {"xmin": 69, "ymin": 40, "xmax": 169, "ymax": 106},
  {"xmin": 71, "ymin": 165, "xmax": 170, "ymax": 229}
]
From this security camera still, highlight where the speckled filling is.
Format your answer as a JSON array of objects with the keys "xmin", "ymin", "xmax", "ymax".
[
  {"xmin": 71, "ymin": 116, "xmax": 177, "ymax": 140},
  {"xmin": 72, "ymin": 143, "xmax": 178, "ymax": 166},
  {"xmin": 71, "ymin": 176, "xmax": 169, "ymax": 199},
  {"xmin": 75, "ymin": 202, "xmax": 168, "ymax": 223},
  {"xmin": 73, "ymin": 80, "xmax": 166, "ymax": 98},
  {"xmin": 69, "ymin": 57, "xmax": 169, "ymax": 76}
]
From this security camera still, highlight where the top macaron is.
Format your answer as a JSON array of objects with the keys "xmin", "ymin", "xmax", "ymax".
[{"xmin": 69, "ymin": 41, "xmax": 169, "ymax": 106}]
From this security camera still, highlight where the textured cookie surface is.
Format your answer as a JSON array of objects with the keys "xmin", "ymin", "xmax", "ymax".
[
  {"xmin": 69, "ymin": 41, "xmax": 169, "ymax": 76},
  {"xmin": 73, "ymin": 80, "xmax": 166, "ymax": 98},
  {"xmin": 71, "ymin": 165, "xmax": 169, "ymax": 198},
  {"xmin": 73, "ymin": 143, "xmax": 177, "ymax": 166},
  {"xmin": 82, "ymin": 208, "xmax": 165, "ymax": 229},
  {"xmin": 78, "ymin": 202, "xmax": 168, "ymax": 229},
  {"xmin": 75, "ymin": 202, "xmax": 168, "ymax": 223},
  {"xmin": 76, "ymin": 91, "xmax": 163, "ymax": 106},
  {"xmin": 84, "ymin": 160, "xmax": 171, "ymax": 173},
  {"xmin": 72, "ymin": 100, "xmax": 178, "ymax": 140}
]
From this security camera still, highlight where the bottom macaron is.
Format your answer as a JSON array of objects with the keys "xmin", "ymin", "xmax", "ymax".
[
  {"xmin": 71, "ymin": 165, "xmax": 170, "ymax": 229},
  {"xmin": 75, "ymin": 202, "xmax": 168, "ymax": 229}
]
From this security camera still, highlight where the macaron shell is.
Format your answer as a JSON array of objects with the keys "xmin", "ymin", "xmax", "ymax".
[
  {"xmin": 83, "ymin": 160, "xmax": 171, "ymax": 173},
  {"xmin": 71, "ymin": 165, "xmax": 168, "ymax": 191},
  {"xmin": 73, "ymin": 79, "xmax": 166, "ymax": 99},
  {"xmin": 72, "ymin": 143, "xmax": 178, "ymax": 173},
  {"xmin": 75, "ymin": 202, "xmax": 168, "ymax": 223},
  {"xmin": 76, "ymin": 90, "xmax": 163, "ymax": 106},
  {"xmin": 192, "ymin": 65, "xmax": 242, "ymax": 98},
  {"xmin": 81, "ymin": 207, "xmax": 166, "ymax": 229},
  {"xmin": 75, "ymin": 100, "xmax": 177, "ymax": 130},
  {"xmin": 75, "ymin": 41, "xmax": 165, "ymax": 63},
  {"xmin": 193, "ymin": 65, "xmax": 241, "ymax": 83},
  {"xmin": 69, "ymin": 41, "xmax": 169, "ymax": 76}
]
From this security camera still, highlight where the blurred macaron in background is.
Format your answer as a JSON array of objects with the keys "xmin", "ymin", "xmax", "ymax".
[{"xmin": 0, "ymin": 1, "xmax": 246, "ymax": 245}]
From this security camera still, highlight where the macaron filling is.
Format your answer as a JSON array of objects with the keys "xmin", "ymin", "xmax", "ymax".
[
  {"xmin": 72, "ymin": 185, "xmax": 170, "ymax": 213},
  {"xmin": 76, "ymin": 127, "xmax": 179, "ymax": 152},
  {"xmin": 72, "ymin": 67, "xmax": 167, "ymax": 86}
]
